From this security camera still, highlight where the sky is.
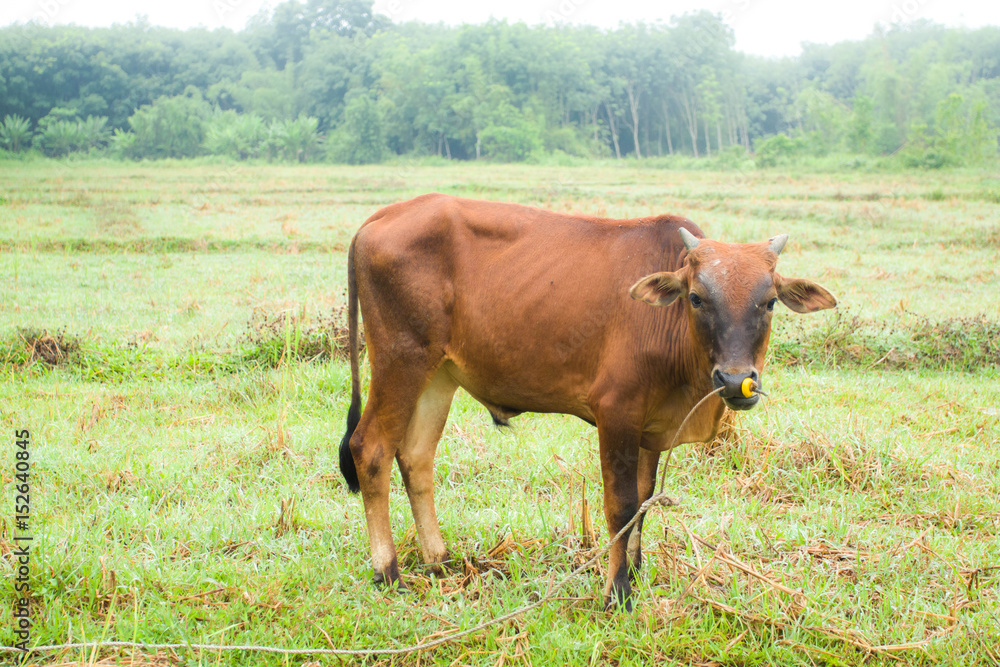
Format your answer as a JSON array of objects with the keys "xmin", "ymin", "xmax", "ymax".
[{"xmin": 2, "ymin": 0, "xmax": 996, "ymax": 58}]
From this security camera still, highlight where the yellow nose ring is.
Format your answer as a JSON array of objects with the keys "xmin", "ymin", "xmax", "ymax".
[{"xmin": 741, "ymin": 377, "xmax": 757, "ymax": 398}]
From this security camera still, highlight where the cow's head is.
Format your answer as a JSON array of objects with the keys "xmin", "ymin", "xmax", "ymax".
[{"xmin": 629, "ymin": 228, "xmax": 836, "ymax": 410}]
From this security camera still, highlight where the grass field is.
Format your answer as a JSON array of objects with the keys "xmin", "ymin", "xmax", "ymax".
[{"xmin": 1, "ymin": 159, "xmax": 999, "ymax": 666}]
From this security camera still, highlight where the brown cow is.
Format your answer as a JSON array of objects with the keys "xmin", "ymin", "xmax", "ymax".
[{"xmin": 339, "ymin": 193, "xmax": 836, "ymax": 609}]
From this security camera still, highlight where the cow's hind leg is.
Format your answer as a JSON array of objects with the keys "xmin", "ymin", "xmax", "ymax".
[
  {"xmin": 350, "ymin": 366, "xmax": 436, "ymax": 588},
  {"xmin": 397, "ymin": 368, "xmax": 457, "ymax": 571}
]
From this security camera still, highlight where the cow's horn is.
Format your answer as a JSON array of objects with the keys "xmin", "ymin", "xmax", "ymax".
[
  {"xmin": 679, "ymin": 227, "xmax": 700, "ymax": 250},
  {"xmin": 768, "ymin": 234, "xmax": 788, "ymax": 256}
]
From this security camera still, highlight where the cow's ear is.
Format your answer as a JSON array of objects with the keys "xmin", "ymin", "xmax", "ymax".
[
  {"xmin": 629, "ymin": 271, "xmax": 685, "ymax": 307},
  {"xmin": 774, "ymin": 274, "xmax": 837, "ymax": 313}
]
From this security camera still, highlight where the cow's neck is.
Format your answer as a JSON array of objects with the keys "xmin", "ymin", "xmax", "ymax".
[{"xmin": 644, "ymin": 317, "xmax": 726, "ymax": 448}]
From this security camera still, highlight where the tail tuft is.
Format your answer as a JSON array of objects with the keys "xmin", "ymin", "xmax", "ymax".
[
  {"xmin": 338, "ymin": 396, "xmax": 361, "ymax": 493},
  {"xmin": 339, "ymin": 235, "xmax": 363, "ymax": 494}
]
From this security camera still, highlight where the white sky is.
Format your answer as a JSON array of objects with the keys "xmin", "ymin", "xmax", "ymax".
[{"xmin": 2, "ymin": 0, "xmax": 996, "ymax": 58}]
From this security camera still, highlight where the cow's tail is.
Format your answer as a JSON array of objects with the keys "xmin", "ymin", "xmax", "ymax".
[{"xmin": 338, "ymin": 236, "xmax": 362, "ymax": 494}]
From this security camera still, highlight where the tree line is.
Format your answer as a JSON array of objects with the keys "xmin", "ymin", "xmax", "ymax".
[{"xmin": 1, "ymin": 0, "xmax": 998, "ymax": 166}]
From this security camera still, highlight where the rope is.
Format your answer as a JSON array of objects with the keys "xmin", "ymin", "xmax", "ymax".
[
  {"xmin": 658, "ymin": 386, "xmax": 727, "ymax": 495},
  {"xmin": 1, "ymin": 387, "xmax": 741, "ymax": 658}
]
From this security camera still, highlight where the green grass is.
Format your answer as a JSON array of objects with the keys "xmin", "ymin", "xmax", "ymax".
[{"xmin": 1, "ymin": 160, "xmax": 999, "ymax": 666}]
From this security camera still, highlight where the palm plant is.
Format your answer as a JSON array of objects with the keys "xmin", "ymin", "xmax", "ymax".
[
  {"xmin": 0, "ymin": 115, "xmax": 33, "ymax": 153},
  {"xmin": 204, "ymin": 111, "xmax": 266, "ymax": 159},
  {"xmin": 270, "ymin": 115, "xmax": 321, "ymax": 162},
  {"xmin": 37, "ymin": 120, "xmax": 87, "ymax": 157},
  {"xmin": 78, "ymin": 116, "xmax": 109, "ymax": 150}
]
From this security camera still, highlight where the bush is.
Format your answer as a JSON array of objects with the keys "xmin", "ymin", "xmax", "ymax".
[
  {"xmin": 480, "ymin": 121, "xmax": 542, "ymax": 162},
  {"xmin": 901, "ymin": 149, "xmax": 946, "ymax": 170},
  {"xmin": 0, "ymin": 115, "xmax": 32, "ymax": 153},
  {"xmin": 34, "ymin": 114, "xmax": 108, "ymax": 157},
  {"xmin": 542, "ymin": 125, "xmax": 592, "ymax": 157},
  {"xmin": 126, "ymin": 89, "xmax": 212, "ymax": 159},
  {"xmin": 204, "ymin": 111, "xmax": 267, "ymax": 159},
  {"xmin": 872, "ymin": 121, "xmax": 903, "ymax": 156},
  {"xmin": 266, "ymin": 116, "xmax": 322, "ymax": 162},
  {"xmin": 108, "ymin": 128, "xmax": 137, "ymax": 159},
  {"xmin": 37, "ymin": 120, "xmax": 87, "ymax": 157},
  {"xmin": 712, "ymin": 145, "xmax": 753, "ymax": 169},
  {"xmin": 754, "ymin": 133, "xmax": 804, "ymax": 167}
]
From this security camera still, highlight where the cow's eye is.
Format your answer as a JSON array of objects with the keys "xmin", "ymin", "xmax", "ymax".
[
  {"xmin": 689, "ymin": 293, "xmax": 703, "ymax": 308},
  {"xmin": 766, "ymin": 298, "xmax": 777, "ymax": 311}
]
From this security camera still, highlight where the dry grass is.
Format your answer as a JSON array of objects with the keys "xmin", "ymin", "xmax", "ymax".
[
  {"xmin": 4, "ymin": 328, "xmax": 80, "ymax": 366},
  {"xmin": 240, "ymin": 304, "xmax": 361, "ymax": 366},
  {"xmin": 772, "ymin": 310, "xmax": 1000, "ymax": 371},
  {"xmin": 38, "ymin": 654, "xmax": 180, "ymax": 667}
]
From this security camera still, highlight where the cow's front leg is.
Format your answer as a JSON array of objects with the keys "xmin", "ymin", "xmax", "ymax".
[
  {"xmin": 595, "ymin": 415, "xmax": 642, "ymax": 610},
  {"xmin": 628, "ymin": 446, "xmax": 660, "ymax": 579}
]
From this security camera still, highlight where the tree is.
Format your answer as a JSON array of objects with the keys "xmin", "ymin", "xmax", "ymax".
[
  {"xmin": 126, "ymin": 89, "xmax": 212, "ymax": 159},
  {"xmin": 601, "ymin": 23, "xmax": 653, "ymax": 158},
  {"xmin": 696, "ymin": 68, "xmax": 723, "ymax": 157},
  {"xmin": 848, "ymin": 95, "xmax": 874, "ymax": 154},
  {"xmin": 329, "ymin": 91, "xmax": 385, "ymax": 164},
  {"xmin": 794, "ymin": 87, "xmax": 847, "ymax": 154},
  {"xmin": 1, "ymin": 17, "xmax": 998, "ymax": 165},
  {"xmin": 478, "ymin": 102, "xmax": 542, "ymax": 162},
  {"xmin": 304, "ymin": 0, "xmax": 390, "ymax": 37}
]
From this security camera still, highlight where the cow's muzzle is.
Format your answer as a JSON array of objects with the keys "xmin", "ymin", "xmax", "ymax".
[{"xmin": 712, "ymin": 366, "xmax": 760, "ymax": 411}]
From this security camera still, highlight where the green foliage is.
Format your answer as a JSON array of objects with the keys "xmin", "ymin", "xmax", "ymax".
[
  {"xmin": 267, "ymin": 115, "xmax": 322, "ymax": 162},
  {"xmin": 542, "ymin": 125, "xmax": 594, "ymax": 157},
  {"xmin": 34, "ymin": 113, "xmax": 107, "ymax": 157},
  {"xmin": 794, "ymin": 89, "xmax": 848, "ymax": 155},
  {"xmin": 79, "ymin": 116, "xmax": 110, "ymax": 150},
  {"xmin": 37, "ymin": 120, "xmax": 87, "ymax": 157},
  {"xmin": 897, "ymin": 92, "xmax": 997, "ymax": 168},
  {"xmin": 475, "ymin": 101, "xmax": 543, "ymax": 162},
  {"xmin": 209, "ymin": 68, "xmax": 297, "ymax": 121},
  {"xmin": 126, "ymin": 90, "xmax": 212, "ymax": 159},
  {"xmin": 108, "ymin": 128, "xmax": 137, "ymax": 159},
  {"xmin": 847, "ymin": 96, "xmax": 874, "ymax": 154},
  {"xmin": 935, "ymin": 93, "xmax": 975, "ymax": 165},
  {"xmin": 328, "ymin": 92, "xmax": 386, "ymax": 164},
  {"xmin": 899, "ymin": 122, "xmax": 943, "ymax": 168},
  {"xmin": 480, "ymin": 122, "xmax": 543, "ymax": 162},
  {"xmin": 754, "ymin": 133, "xmax": 804, "ymax": 167},
  {"xmin": 0, "ymin": 114, "xmax": 32, "ymax": 153},
  {"xmin": 204, "ymin": 111, "xmax": 267, "ymax": 160},
  {"xmin": 1, "ymin": 16, "xmax": 998, "ymax": 165}
]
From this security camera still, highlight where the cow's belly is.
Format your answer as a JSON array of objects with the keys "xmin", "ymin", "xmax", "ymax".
[{"xmin": 441, "ymin": 356, "xmax": 596, "ymax": 424}]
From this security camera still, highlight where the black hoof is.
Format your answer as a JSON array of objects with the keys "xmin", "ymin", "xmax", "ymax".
[
  {"xmin": 373, "ymin": 574, "xmax": 409, "ymax": 591},
  {"xmin": 372, "ymin": 559, "xmax": 405, "ymax": 590},
  {"xmin": 421, "ymin": 562, "xmax": 446, "ymax": 577},
  {"xmin": 424, "ymin": 551, "xmax": 452, "ymax": 577},
  {"xmin": 603, "ymin": 584, "xmax": 634, "ymax": 612}
]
